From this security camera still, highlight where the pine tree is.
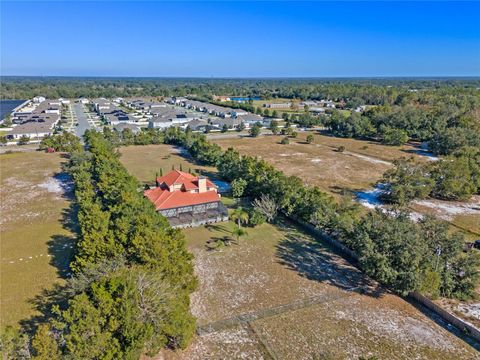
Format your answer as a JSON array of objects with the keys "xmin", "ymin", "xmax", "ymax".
[{"xmin": 31, "ymin": 324, "xmax": 61, "ymax": 360}]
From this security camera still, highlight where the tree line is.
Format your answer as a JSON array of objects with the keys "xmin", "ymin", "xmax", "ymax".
[
  {"xmin": 324, "ymin": 101, "xmax": 480, "ymax": 150},
  {"xmin": 382, "ymin": 147, "xmax": 480, "ymax": 203},
  {"xmin": 162, "ymin": 127, "xmax": 479, "ymax": 299},
  {"xmin": 2, "ymin": 76, "xmax": 479, "ymax": 105},
  {"xmin": 3, "ymin": 131, "xmax": 196, "ymax": 359}
]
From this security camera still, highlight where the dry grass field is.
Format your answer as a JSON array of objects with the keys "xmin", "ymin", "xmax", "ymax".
[
  {"xmin": 119, "ymin": 144, "xmax": 479, "ymax": 359},
  {"xmin": 156, "ymin": 220, "xmax": 479, "ymax": 359},
  {"xmin": 213, "ymin": 133, "xmax": 480, "ymax": 239},
  {"xmin": 119, "ymin": 144, "xmax": 218, "ymax": 185},
  {"xmin": 212, "ymin": 132, "xmax": 426, "ymax": 197},
  {"xmin": 0, "ymin": 151, "xmax": 75, "ymax": 328}
]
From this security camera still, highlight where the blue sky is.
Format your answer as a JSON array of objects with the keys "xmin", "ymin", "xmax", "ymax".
[{"xmin": 1, "ymin": 1, "xmax": 479, "ymax": 77}]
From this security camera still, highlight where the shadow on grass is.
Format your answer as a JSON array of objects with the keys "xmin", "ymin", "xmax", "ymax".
[
  {"xmin": 275, "ymin": 220, "xmax": 384, "ymax": 298},
  {"xmin": 46, "ymin": 180, "xmax": 79, "ymax": 279},
  {"xmin": 47, "ymin": 234, "xmax": 75, "ymax": 279},
  {"xmin": 205, "ymin": 236, "xmax": 239, "ymax": 251},
  {"xmin": 19, "ymin": 283, "xmax": 69, "ymax": 335},
  {"xmin": 205, "ymin": 223, "xmax": 231, "ymax": 235},
  {"xmin": 19, "ymin": 170, "xmax": 78, "ymax": 334},
  {"xmin": 406, "ymin": 297, "xmax": 480, "ymax": 352}
]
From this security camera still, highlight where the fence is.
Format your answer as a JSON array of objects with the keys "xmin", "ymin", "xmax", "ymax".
[
  {"xmin": 408, "ymin": 291, "xmax": 480, "ymax": 342},
  {"xmin": 288, "ymin": 215, "xmax": 480, "ymax": 344}
]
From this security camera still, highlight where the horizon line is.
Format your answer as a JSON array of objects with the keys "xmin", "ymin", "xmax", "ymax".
[{"xmin": 2, "ymin": 75, "xmax": 480, "ymax": 80}]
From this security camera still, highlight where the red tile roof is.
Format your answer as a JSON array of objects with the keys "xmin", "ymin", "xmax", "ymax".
[
  {"xmin": 145, "ymin": 170, "xmax": 220, "ymax": 211},
  {"xmin": 145, "ymin": 187, "xmax": 220, "ymax": 210},
  {"xmin": 156, "ymin": 170, "xmax": 216, "ymax": 190}
]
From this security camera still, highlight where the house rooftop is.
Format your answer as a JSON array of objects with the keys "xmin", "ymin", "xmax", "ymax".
[{"xmin": 145, "ymin": 170, "xmax": 219, "ymax": 211}]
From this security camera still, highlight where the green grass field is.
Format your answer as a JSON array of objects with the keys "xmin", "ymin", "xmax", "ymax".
[{"xmin": 0, "ymin": 152, "xmax": 75, "ymax": 328}]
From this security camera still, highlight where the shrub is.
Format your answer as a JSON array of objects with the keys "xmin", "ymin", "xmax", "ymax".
[
  {"xmin": 248, "ymin": 209, "xmax": 267, "ymax": 227},
  {"xmin": 18, "ymin": 135, "xmax": 30, "ymax": 145},
  {"xmin": 280, "ymin": 137, "xmax": 289, "ymax": 145},
  {"xmin": 337, "ymin": 145, "xmax": 345, "ymax": 152}
]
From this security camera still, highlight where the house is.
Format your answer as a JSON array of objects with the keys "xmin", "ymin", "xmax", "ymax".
[
  {"xmin": 33, "ymin": 96, "xmax": 46, "ymax": 103},
  {"xmin": 230, "ymin": 109, "xmax": 248, "ymax": 117},
  {"xmin": 184, "ymin": 119, "xmax": 209, "ymax": 131},
  {"xmin": 213, "ymin": 95, "xmax": 231, "ymax": 102},
  {"xmin": 171, "ymin": 97, "xmax": 188, "ymax": 105},
  {"xmin": 148, "ymin": 110, "xmax": 196, "ymax": 129},
  {"xmin": 144, "ymin": 170, "xmax": 228, "ymax": 228},
  {"xmin": 93, "ymin": 98, "xmax": 112, "ymax": 112},
  {"xmin": 113, "ymin": 123, "xmax": 142, "ymax": 134},
  {"xmin": 210, "ymin": 117, "xmax": 241, "ymax": 129},
  {"xmin": 301, "ymin": 101, "xmax": 318, "ymax": 107},
  {"xmin": 59, "ymin": 98, "xmax": 71, "ymax": 105},
  {"xmin": 104, "ymin": 111, "xmax": 137, "ymax": 125},
  {"xmin": 235, "ymin": 114, "xmax": 265, "ymax": 126},
  {"xmin": 309, "ymin": 107, "xmax": 326, "ymax": 114},
  {"xmin": 6, "ymin": 114, "xmax": 60, "ymax": 142},
  {"xmin": 265, "ymin": 103, "xmax": 291, "ymax": 109}
]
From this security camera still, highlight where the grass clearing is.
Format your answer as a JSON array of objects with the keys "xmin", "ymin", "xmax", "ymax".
[
  {"xmin": 0, "ymin": 152, "xmax": 75, "ymax": 328},
  {"xmin": 212, "ymin": 132, "xmax": 424, "ymax": 197},
  {"xmin": 120, "ymin": 143, "xmax": 479, "ymax": 359},
  {"xmin": 119, "ymin": 144, "xmax": 217, "ymax": 185},
  {"xmin": 162, "ymin": 219, "xmax": 478, "ymax": 359}
]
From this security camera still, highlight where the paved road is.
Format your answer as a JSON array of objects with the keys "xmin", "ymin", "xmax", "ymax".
[{"xmin": 73, "ymin": 103, "xmax": 92, "ymax": 138}]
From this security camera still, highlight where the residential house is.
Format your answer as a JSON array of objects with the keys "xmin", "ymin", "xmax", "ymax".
[
  {"xmin": 113, "ymin": 123, "xmax": 142, "ymax": 134},
  {"xmin": 184, "ymin": 119, "xmax": 209, "ymax": 131},
  {"xmin": 144, "ymin": 170, "xmax": 228, "ymax": 228},
  {"xmin": 265, "ymin": 103, "xmax": 291, "ymax": 109},
  {"xmin": 230, "ymin": 109, "xmax": 248, "ymax": 117},
  {"xmin": 33, "ymin": 96, "xmax": 46, "ymax": 103},
  {"xmin": 213, "ymin": 95, "xmax": 231, "ymax": 102}
]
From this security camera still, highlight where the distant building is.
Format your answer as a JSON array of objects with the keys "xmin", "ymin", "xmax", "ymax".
[
  {"xmin": 113, "ymin": 123, "xmax": 141, "ymax": 134},
  {"xmin": 184, "ymin": 119, "xmax": 209, "ymax": 131},
  {"xmin": 59, "ymin": 98, "xmax": 71, "ymax": 105},
  {"xmin": 230, "ymin": 109, "xmax": 248, "ymax": 117},
  {"xmin": 309, "ymin": 107, "xmax": 325, "ymax": 114},
  {"xmin": 265, "ymin": 103, "xmax": 291, "ymax": 109},
  {"xmin": 213, "ymin": 95, "xmax": 231, "ymax": 102},
  {"xmin": 145, "ymin": 170, "xmax": 228, "ymax": 228},
  {"xmin": 33, "ymin": 96, "xmax": 46, "ymax": 103}
]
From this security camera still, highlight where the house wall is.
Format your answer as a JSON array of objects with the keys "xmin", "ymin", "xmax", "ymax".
[{"xmin": 159, "ymin": 201, "xmax": 221, "ymax": 218}]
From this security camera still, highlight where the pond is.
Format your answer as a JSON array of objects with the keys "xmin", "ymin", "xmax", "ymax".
[
  {"xmin": 230, "ymin": 97, "xmax": 261, "ymax": 102},
  {"xmin": 1, "ymin": 99, "xmax": 26, "ymax": 120},
  {"xmin": 212, "ymin": 179, "xmax": 231, "ymax": 193}
]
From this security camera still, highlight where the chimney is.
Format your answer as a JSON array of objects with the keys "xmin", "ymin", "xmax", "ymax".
[{"xmin": 198, "ymin": 176, "xmax": 207, "ymax": 193}]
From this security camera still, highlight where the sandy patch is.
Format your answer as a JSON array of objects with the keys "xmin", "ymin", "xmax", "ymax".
[
  {"xmin": 347, "ymin": 152, "xmax": 392, "ymax": 166},
  {"xmin": 37, "ymin": 177, "xmax": 64, "ymax": 194},
  {"xmin": 413, "ymin": 197, "xmax": 480, "ymax": 221}
]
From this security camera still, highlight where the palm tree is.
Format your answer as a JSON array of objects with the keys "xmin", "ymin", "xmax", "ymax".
[
  {"xmin": 232, "ymin": 227, "xmax": 247, "ymax": 242},
  {"xmin": 230, "ymin": 207, "xmax": 249, "ymax": 228}
]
